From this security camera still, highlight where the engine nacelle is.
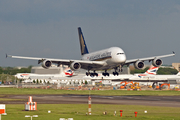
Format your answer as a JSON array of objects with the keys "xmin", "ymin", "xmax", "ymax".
[
  {"xmin": 152, "ymin": 58, "xmax": 163, "ymax": 67},
  {"xmin": 70, "ymin": 62, "xmax": 81, "ymax": 70},
  {"xmin": 134, "ymin": 61, "xmax": 145, "ymax": 69},
  {"xmin": 41, "ymin": 60, "xmax": 52, "ymax": 69}
]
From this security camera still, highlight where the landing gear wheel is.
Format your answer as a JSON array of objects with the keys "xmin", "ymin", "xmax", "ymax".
[
  {"xmin": 103, "ymin": 72, "xmax": 109, "ymax": 76},
  {"xmin": 94, "ymin": 73, "xmax": 98, "ymax": 76},
  {"xmin": 113, "ymin": 72, "xmax": 119, "ymax": 76},
  {"xmin": 86, "ymin": 72, "xmax": 90, "ymax": 76}
]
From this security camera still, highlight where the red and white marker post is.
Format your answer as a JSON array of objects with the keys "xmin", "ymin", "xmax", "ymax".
[
  {"xmin": 0, "ymin": 104, "xmax": 6, "ymax": 120},
  {"xmin": 88, "ymin": 96, "xmax": 91, "ymax": 115}
]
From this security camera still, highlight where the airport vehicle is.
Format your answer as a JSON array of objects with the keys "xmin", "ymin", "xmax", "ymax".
[
  {"xmin": 130, "ymin": 82, "xmax": 141, "ymax": 90},
  {"xmin": 154, "ymin": 83, "xmax": 170, "ymax": 90},
  {"xmin": 120, "ymin": 81, "xmax": 133, "ymax": 89},
  {"xmin": 7, "ymin": 27, "xmax": 175, "ymax": 76},
  {"xmin": 15, "ymin": 66, "xmax": 74, "ymax": 79}
]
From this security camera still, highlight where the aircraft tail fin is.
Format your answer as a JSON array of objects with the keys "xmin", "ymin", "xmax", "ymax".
[
  {"xmin": 78, "ymin": 27, "xmax": 89, "ymax": 55},
  {"xmin": 64, "ymin": 67, "xmax": 74, "ymax": 76},
  {"xmin": 144, "ymin": 65, "xmax": 159, "ymax": 75},
  {"xmin": 177, "ymin": 71, "xmax": 180, "ymax": 76}
]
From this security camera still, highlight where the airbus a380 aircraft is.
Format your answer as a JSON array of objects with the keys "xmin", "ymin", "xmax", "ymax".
[{"xmin": 7, "ymin": 27, "xmax": 175, "ymax": 76}]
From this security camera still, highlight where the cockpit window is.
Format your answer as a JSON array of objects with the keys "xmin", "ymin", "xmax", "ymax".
[{"xmin": 117, "ymin": 53, "xmax": 124, "ymax": 55}]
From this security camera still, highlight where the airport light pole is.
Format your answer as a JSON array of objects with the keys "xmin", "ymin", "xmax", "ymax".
[{"xmin": 25, "ymin": 115, "xmax": 38, "ymax": 120}]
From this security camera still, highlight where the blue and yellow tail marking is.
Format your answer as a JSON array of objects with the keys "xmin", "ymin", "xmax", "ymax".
[{"xmin": 78, "ymin": 27, "xmax": 89, "ymax": 55}]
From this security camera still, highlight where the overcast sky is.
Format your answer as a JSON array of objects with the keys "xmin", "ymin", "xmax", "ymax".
[{"xmin": 0, "ymin": 0, "xmax": 180, "ymax": 67}]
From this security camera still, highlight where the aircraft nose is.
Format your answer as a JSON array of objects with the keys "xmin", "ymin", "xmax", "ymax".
[
  {"xmin": 119, "ymin": 54, "xmax": 126, "ymax": 63},
  {"xmin": 121, "ymin": 55, "xmax": 126, "ymax": 62}
]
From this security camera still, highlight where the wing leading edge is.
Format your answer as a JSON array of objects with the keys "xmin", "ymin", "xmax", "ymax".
[
  {"xmin": 6, "ymin": 54, "xmax": 105, "ymax": 70},
  {"xmin": 124, "ymin": 52, "xmax": 175, "ymax": 65}
]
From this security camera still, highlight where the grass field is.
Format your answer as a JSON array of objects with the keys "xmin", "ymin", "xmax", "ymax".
[
  {"xmin": 1, "ymin": 87, "xmax": 180, "ymax": 96},
  {"xmin": 1, "ymin": 87, "xmax": 180, "ymax": 120},
  {"xmin": 1, "ymin": 104, "xmax": 180, "ymax": 120}
]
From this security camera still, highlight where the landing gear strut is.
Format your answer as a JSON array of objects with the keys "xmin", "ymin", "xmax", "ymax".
[
  {"xmin": 119, "ymin": 65, "xmax": 123, "ymax": 72},
  {"xmin": 113, "ymin": 67, "xmax": 119, "ymax": 76}
]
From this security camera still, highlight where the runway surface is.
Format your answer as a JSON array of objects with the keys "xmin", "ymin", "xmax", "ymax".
[{"xmin": 1, "ymin": 95, "xmax": 180, "ymax": 107}]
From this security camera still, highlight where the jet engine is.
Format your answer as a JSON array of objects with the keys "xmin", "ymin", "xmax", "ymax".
[
  {"xmin": 70, "ymin": 62, "xmax": 81, "ymax": 70},
  {"xmin": 152, "ymin": 58, "xmax": 163, "ymax": 67},
  {"xmin": 41, "ymin": 60, "xmax": 52, "ymax": 69},
  {"xmin": 134, "ymin": 60, "xmax": 144, "ymax": 69}
]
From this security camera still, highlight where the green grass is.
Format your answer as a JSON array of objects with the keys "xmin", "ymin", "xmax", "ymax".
[
  {"xmin": 1, "ymin": 87, "xmax": 180, "ymax": 96},
  {"xmin": 1, "ymin": 104, "xmax": 180, "ymax": 120},
  {"xmin": 1, "ymin": 87, "xmax": 180, "ymax": 119},
  {"xmin": 0, "ymin": 98, "xmax": 26, "ymax": 101}
]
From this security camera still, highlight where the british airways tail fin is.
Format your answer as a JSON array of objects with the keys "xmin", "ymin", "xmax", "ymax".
[
  {"xmin": 144, "ymin": 65, "xmax": 159, "ymax": 75},
  {"xmin": 177, "ymin": 71, "xmax": 180, "ymax": 76},
  {"xmin": 78, "ymin": 27, "xmax": 89, "ymax": 55}
]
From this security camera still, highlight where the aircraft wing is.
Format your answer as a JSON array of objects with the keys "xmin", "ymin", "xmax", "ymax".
[
  {"xmin": 6, "ymin": 54, "xmax": 105, "ymax": 70},
  {"xmin": 124, "ymin": 52, "xmax": 175, "ymax": 65}
]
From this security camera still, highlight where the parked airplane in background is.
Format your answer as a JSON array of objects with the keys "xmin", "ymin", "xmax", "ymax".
[
  {"xmin": 130, "ymin": 70, "xmax": 180, "ymax": 80},
  {"xmin": 15, "ymin": 67, "xmax": 74, "ymax": 79},
  {"xmin": 134, "ymin": 66, "xmax": 159, "ymax": 77},
  {"xmin": 7, "ymin": 27, "xmax": 175, "ymax": 77}
]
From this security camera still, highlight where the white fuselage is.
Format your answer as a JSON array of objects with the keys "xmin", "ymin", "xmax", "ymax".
[
  {"xmin": 15, "ymin": 73, "xmax": 67, "ymax": 79},
  {"xmin": 129, "ymin": 74, "xmax": 180, "ymax": 80},
  {"xmin": 81, "ymin": 47, "xmax": 126, "ymax": 70}
]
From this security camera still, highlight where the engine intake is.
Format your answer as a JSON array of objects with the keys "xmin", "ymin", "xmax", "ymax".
[
  {"xmin": 70, "ymin": 62, "xmax": 81, "ymax": 70},
  {"xmin": 134, "ymin": 61, "xmax": 144, "ymax": 69},
  {"xmin": 42, "ymin": 60, "xmax": 52, "ymax": 69},
  {"xmin": 152, "ymin": 58, "xmax": 162, "ymax": 67}
]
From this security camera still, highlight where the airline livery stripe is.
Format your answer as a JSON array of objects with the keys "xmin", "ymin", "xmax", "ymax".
[{"xmin": 92, "ymin": 56, "xmax": 112, "ymax": 61}]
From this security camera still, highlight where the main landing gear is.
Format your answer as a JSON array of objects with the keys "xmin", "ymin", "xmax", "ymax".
[
  {"xmin": 112, "ymin": 67, "xmax": 121, "ymax": 76},
  {"xmin": 113, "ymin": 72, "xmax": 119, "ymax": 76},
  {"xmin": 86, "ymin": 67, "xmax": 123, "ymax": 77},
  {"xmin": 86, "ymin": 71, "xmax": 98, "ymax": 77},
  {"xmin": 102, "ymin": 70, "xmax": 109, "ymax": 76}
]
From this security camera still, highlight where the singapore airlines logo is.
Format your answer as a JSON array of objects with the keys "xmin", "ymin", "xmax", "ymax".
[{"xmin": 80, "ymin": 35, "xmax": 85, "ymax": 54}]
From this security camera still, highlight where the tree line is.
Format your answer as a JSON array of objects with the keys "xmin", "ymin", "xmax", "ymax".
[{"xmin": 0, "ymin": 66, "xmax": 32, "ymax": 75}]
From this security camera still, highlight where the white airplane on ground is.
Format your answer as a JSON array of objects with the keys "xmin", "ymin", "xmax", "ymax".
[
  {"xmin": 133, "ymin": 66, "xmax": 159, "ymax": 77},
  {"xmin": 7, "ymin": 27, "xmax": 175, "ymax": 77},
  {"xmin": 15, "ymin": 67, "xmax": 74, "ymax": 79},
  {"xmin": 129, "ymin": 67, "xmax": 180, "ymax": 87},
  {"xmin": 130, "ymin": 70, "xmax": 180, "ymax": 80}
]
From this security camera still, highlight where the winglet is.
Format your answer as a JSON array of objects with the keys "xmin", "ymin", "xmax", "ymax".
[
  {"xmin": 78, "ymin": 27, "xmax": 89, "ymax": 55},
  {"xmin": 6, "ymin": 54, "xmax": 12, "ymax": 58},
  {"xmin": 173, "ymin": 51, "xmax": 175, "ymax": 55}
]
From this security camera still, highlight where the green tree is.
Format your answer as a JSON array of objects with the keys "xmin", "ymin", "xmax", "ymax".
[
  {"xmin": 37, "ymin": 79, "xmax": 39, "ymax": 84},
  {"xmin": 47, "ymin": 81, "xmax": 50, "ymax": 84},
  {"xmin": 130, "ymin": 67, "xmax": 149, "ymax": 74},
  {"xmin": 157, "ymin": 68, "xmax": 178, "ymax": 75},
  {"xmin": 85, "ymin": 80, "xmax": 88, "ymax": 84}
]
